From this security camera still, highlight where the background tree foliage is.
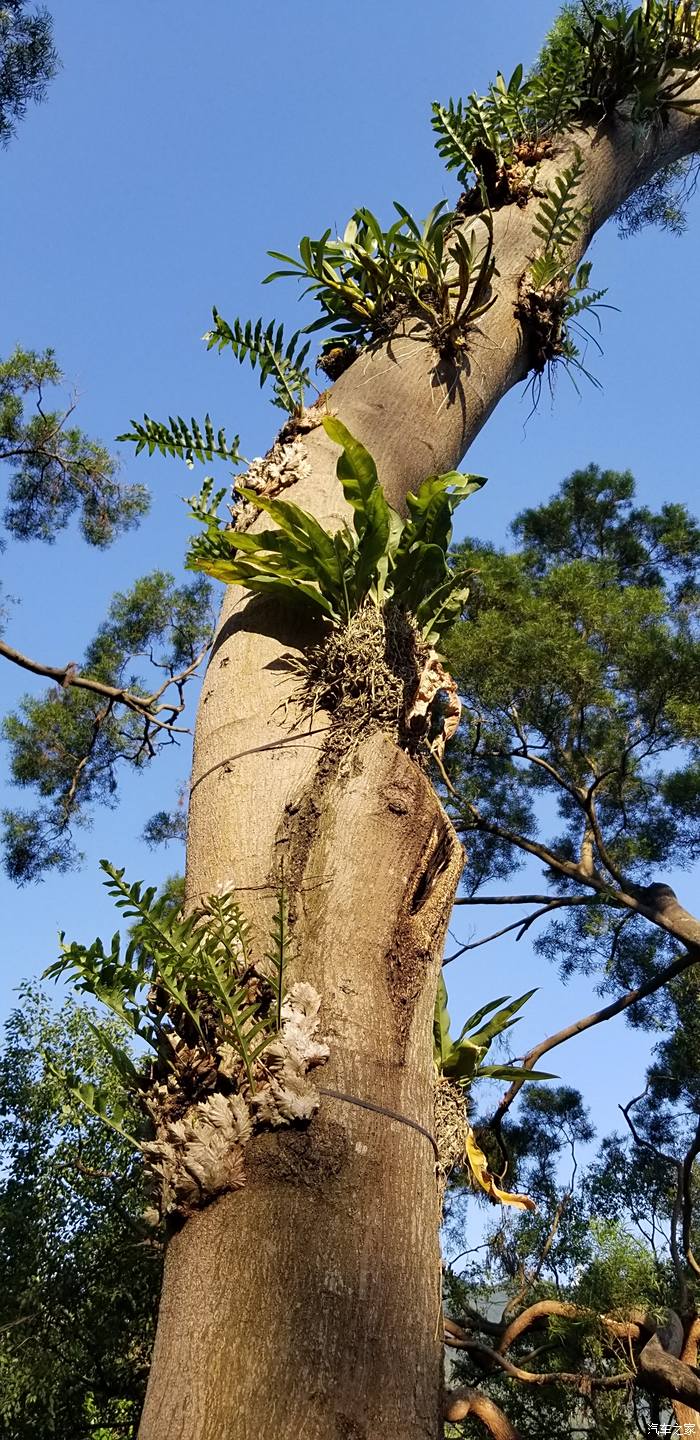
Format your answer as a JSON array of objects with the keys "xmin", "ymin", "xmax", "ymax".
[
  {"xmin": 440, "ymin": 467, "xmax": 700, "ymax": 1433},
  {"xmin": 0, "ymin": 986, "xmax": 160, "ymax": 1438},
  {"xmin": 0, "ymin": 1, "xmax": 56, "ymax": 149}
]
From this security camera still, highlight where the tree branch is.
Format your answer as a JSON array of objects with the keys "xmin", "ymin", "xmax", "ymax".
[
  {"xmin": 490, "ymin": 943, "xmax": 700, "ymax": 1130},
  {"xmin": 638, "ymin": 1312, "xmax": 700, "ymax": 1411},
  {"xmin": 443, "ymin": 1386, "xmax": 525, "ymax": 1439},
  {"xmin": 444, "ymin": 896, "xmax": 596, "ymax": 964},
  {"xmin": 618, "ymin": 1090, "xmax": 689, "ymax": 1307},
  {"xmin": 453, "ymin": 894, "xmax": 572, "ymax": 906},
  {"xmin": 444, "ymin": 1331, "xmax": 633, "ymax": 1390},
  {"xmin": 492, "ymin": 1300, "xmax": 649, "ymax": 1356},
  {"xmin": 0, "ymin": 636, "xmax": 209, "ymax": 733}
]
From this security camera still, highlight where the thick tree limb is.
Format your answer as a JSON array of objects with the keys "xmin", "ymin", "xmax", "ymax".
[
  {"xmin": 443, "ymin": 1386, "xmax": 524, "ymax": 1439},
  {"xmin": 461, "ymin": 806, "xmax": 700, "ymax": 951},
  {"xmin": 493, "ymin": 1300, "xmax": 649, "ymax": 1355},
  {"xmin": 638, "ymin": 1312, "xmax": 700, "ymax": 1410}
]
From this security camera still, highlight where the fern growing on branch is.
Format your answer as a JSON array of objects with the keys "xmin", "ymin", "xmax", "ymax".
[
  {"xmin": 45, "ymin": 859, "xmax": 286, "ymax": 1104},
  {"xmin": 118, "ymin": 413, "xmax": 243, "ymax": 469},
  {"xmin": 186, "ymin": 416, "xmax": 485, "ymax": 647},
  {"xmin": 521, "ymin": 149, "xmax": 611, "ymax": 388},
  {"xmin": 531, "ymin": 149, "xmax": 587, "ymax": 259},
  {"xmin": 203, "ymin": 310, "xmax": 313, "ymax": 415}
]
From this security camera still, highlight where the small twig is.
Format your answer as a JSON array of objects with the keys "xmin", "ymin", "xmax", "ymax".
[{"xmin": 444, "ymin": 895, "xmax": 595, "ymax": 964}]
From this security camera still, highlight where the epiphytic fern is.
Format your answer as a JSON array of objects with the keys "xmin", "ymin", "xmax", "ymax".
[
  {"xmin": 203, "ymin": 310, "xmax": 312, "ymax": 415},
  {"xmin": 532, "ymin": 149, "xmax": 587, "ymax": 260},
  {"xmin": 524, "ymin": 151, "xmax": 610, "ymax": 388},
  {"xmin": 431, "ymin": 66, "xmax": 531, "ymax": 186},
  {"xmin": 45, "ymin": 859, "xmax": 287, "ymax": 1099},
  {"xmin": 118, "ymin": 413, "xmax": 242, "ymax": 469}
]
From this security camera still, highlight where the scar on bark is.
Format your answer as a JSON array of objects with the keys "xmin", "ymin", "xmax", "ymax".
[
  {"xmin": 248, "ymin": 1117, "xmax": 351, "ymax": 1192},
  {"xmin": 387, "ymin": 818, "xmax": 463, "ymax": 1055},
  {"xmin": 275, "ymin": 741, "xmax": 346, "ymax": 924}
]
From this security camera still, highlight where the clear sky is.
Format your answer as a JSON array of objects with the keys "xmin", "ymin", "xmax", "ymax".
[{"xmin": 1, "ymin": 1, "xmax": 698, "ymax": 1150}]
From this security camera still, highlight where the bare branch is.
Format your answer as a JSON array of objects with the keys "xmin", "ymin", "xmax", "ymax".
[
  {"xmin": 618, "ymin": 1089, "xmax": 689, "ymax": 1307},
  {"xmin": 444, "ymin": 1331, "xmax": 633, "ymax": 1390},
  {"xmin": 444, "ymin": 896, "xmax": 595, "ymax": 964},
  {"xmin": 490, "ymin": 944, "xmax": 700, "ymax": 1130},
  {"xmin": 454, "ymin": 894, "xmax": 571, "ymax": 906},
  {"xmin": 0, "ymin": 636, "xmax": 209, "ymax": 734}
]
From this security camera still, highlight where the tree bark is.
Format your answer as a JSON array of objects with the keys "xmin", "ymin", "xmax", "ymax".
[
  {"xmin": 673, "ymin": 1316, "xmax": 700, "ymax": 1432},
  {"xmin": 138, "ymin": 86, "xmax": 700, "ymax": 1440}
]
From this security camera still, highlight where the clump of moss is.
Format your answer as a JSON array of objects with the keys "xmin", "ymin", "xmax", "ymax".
[
  {"xmin": 434, "ymin": 1073, "xmax": 471, "ymax": 1204},
  {"xmin": 294, "ymin": 602, "xmax": 428, "ymax": 746}
]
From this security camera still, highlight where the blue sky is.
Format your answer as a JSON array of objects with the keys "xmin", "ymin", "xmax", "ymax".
[{"xmin": 1, "ymin": 1, "xmax": 698, "ymax": 1147}]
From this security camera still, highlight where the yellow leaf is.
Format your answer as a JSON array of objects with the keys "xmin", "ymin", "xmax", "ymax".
[{"xmin": 465, "ymin": 1125, "xmax": 537, "ymax": 1212}]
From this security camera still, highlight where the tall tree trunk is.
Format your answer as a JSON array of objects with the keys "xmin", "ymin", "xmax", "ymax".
[{"xmin": 138, "ymin": 96, "xmax": 700, "ymax": 1440}]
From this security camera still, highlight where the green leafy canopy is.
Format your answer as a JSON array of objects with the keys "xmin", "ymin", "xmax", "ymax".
[{"xmin": 186, "ymin": 417, "xmax": 485, "ymax": 646}]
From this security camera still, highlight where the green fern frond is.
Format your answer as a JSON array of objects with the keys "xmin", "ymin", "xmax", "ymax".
[
  {"xmin": 532, "ymin": 149, "xmax": 587, "ymax": 257},
  {"xmin": 529, "ymin": 253, "xmax": 568, "ymax": 291},
  {"xmin": 117, "ymin": 413, "xmax": 242, "ymax": 469},
  {"xmin": 46, "ymin": 860, "xmax": 285, "ymax": 1101},
  {"xmin": 431, "ymin": 66, "xmax": 533, "ymax": 187},
  {"xmin": 203, "ymin": 310, "xmax": 312, "ymax": 415},
  {"xmin": 431, "ymin": 99, "xmax": 478, "ymax": 185}
]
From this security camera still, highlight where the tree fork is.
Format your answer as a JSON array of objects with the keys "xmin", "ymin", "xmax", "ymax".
[{"xmin": 139, "ymin": 90, "xmax": 700, "ymax": 1440}]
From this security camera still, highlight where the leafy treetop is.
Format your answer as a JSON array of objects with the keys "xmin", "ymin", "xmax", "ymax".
[
  {"xmin": 0, "ymin": 0, "xmax": 57, "ymax": 148},
  {"xmin": 443, "ymin": 463, "xmax": 700, "ymax": 1069}
]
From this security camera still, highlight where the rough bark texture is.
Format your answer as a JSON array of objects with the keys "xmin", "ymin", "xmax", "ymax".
[
  {"xmin": 140, "ymin": 735, "xmax": 463, "ymax": 1438},
  {"xmin": 139, "ymin": 91, "xmax": 700, "ymax": 1440}
]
